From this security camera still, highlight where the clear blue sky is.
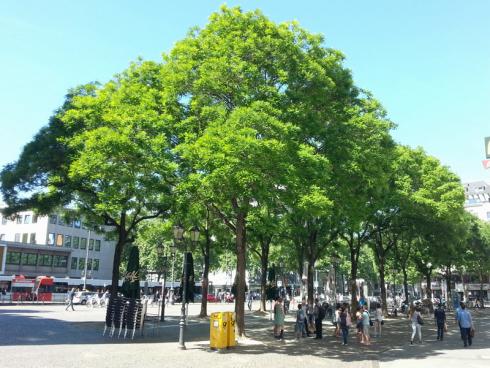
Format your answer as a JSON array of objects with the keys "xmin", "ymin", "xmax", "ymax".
[{"xmin": 1, "ymin": 0, "xmax": 489, "ymax": 183}]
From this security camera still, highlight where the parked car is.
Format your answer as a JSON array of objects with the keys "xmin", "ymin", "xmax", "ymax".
[
  {"xmin": 207, "ymin": 294, "xmax": 218, "ymax": 302},
  {"xmin": 72, "ymin": 291, "xmax": 96, "ymax": 305}
]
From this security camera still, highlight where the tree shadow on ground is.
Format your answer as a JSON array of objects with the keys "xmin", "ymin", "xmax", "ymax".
[{"xmin": 194, "ymin": 309, "xmax": 490, "ymax": 363}]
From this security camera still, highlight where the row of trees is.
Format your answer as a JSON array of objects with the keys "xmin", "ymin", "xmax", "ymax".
[{"xmin": 1, "ymin": 7, "xmax": 487, "ymax": 336}]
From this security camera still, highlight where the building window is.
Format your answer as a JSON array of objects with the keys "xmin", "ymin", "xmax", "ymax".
[
  {"xmin": 89, "ymin": 239, "xmax": 94, "ymax": 251},
  {"xmin": 53, "ymin": 255, "xmax": 68, "ymax": 268},
  {"xmin": 21, "ymin": 253, "xmax": 38, "ymax": 266},
  {"xmin": 87, "ymin": 258, "xmax": 92, "ymax": 271},
  {"xmin": 30, "ymin": 233, "xmax": 36, "ymax": 244},
  {"xmin": 78, "ymin": 258, "xmax": 85, "ymax": 270},
  {"xmin": 80, "ymin": 238, "xmax": 87, "ymax": 250},
  {"xmin": 1, "ymin": 216, "xmax": 6, "ymax": 225},
  {"xmin": 49, "ymin": 215, "xmax": 57, "ymax": 224},
  {"xmin": 0, "ymin": 234, "xmax": 5, "ymax": 240},
  {"xmin": 64, "ymin": 235, "xmax": 71, "ymax": 248},
  {"xmin": 39, "ymin": 254, "xmax": 53, "ymax": 266},
  {"xmin": 95, "ymin": 240, "xmax": 101, "ymax": 251},
  {"xmin": 24, "ymin": 215, "xmax": 31, "ymax": 224},
  {"xmin": 32, "ymin": 214, "xmax": 38, "ymax": 224},
  {"xmin": 16, "ymin": 216, "xmax": 22, "ymax": 224},
  {"xmin": 47, "ymin": 233, "xmax": 55, "ymax": 245},
  {"xmin": 70, "ymin": 257, "xmax": 78, "ymax": 270},
  {"xmin": 487, "ymin": 212, "xmax": 490, "ymax": 220},
  {"xmin": 22, "ymin": 233, "xmax": 28, "ymax": 243},
  {"xmin": 74, "ymin": 219, "xmax": 81, "ymax": 228},
  {"xmin": 93, "ymin": 259, "xmax": 99, "ymax": 271},
  {"xmin": 58, "ymin": 216, "xmax": 65, "ymax": 226},
  {"xmin": 6, "ymin": 251, "xmax": 21, "ymax": 264},
  {"xmin": 56, "ymin": 234, "xmax": 63, "ymax": 247},
  {"xmin": 14, "ymin": 233, "xmax": 21, "ymax": 242},
  {"xmin": 73, "ymin": 236, "xmax": 79, "ymax": 249}
]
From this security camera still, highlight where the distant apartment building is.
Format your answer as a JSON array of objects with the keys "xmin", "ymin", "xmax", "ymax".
[
  {"xmin": 0, "ymin": 210, "xmax": 115, "ymax": 280},
  {"xmin": 463, "ymin": 181, "xmax": 490, "ymax": 221}
]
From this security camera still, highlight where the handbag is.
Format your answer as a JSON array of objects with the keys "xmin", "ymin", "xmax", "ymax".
[
  {"xmin": 416, "ymin": 314, "xmax": 424, "ymax": 325},
  {"xmin": 470, "ymin": 328, "xmax": 475, "ymax": 338},
  {"xmin": 444, "ymin": 323, "xmax": 447, "ymax": 332},
  {"xmin": 381, "ymin": 320, "xmax": 384, "ymax": 326},
  {"xmin": 369, "ymin": 319, "xmax": 374, "ymax": 327}
]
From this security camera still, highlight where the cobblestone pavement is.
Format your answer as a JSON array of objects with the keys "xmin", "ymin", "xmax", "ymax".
[{"xmin": 1, "ymin": 301, "xmax": 489, "ymax": 368}]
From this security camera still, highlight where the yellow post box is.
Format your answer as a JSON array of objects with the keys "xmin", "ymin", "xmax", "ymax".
[{"xmin": 210, "ymin": 312, "xmax": 229, "ymax": 349}]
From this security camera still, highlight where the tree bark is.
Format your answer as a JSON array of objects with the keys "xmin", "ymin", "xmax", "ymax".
[
  {"xmin": 307, "ymin": 260, "xmax": 314, "ymax": 303},
  {"xmin": 235, "ymin": 211, "xmax": 247, "ymax": 336},
  {"xmin": 199, "ymin": 227, "xmax": 210, "ymax": 318},
  {"xmin": 259, "ymin": 241, "xmax": 269, "ymax": 311},
  {"xmin": 110, "ymin": 212, "xmax": 128, "ymax": 296},
  {"xmin": 378, "ymin": 259, "xmax": 387, "ymax": 314},
  {"xmin": 402, "ymin": 266, "xmax": 409, "ymax": 305},
  {"xmin": 348, "ymin": 233, "xmax": 361, "ymax": 315},
  {"xmin": 445, "ymin": 265, "xmax": 452, "ymax": 310}
]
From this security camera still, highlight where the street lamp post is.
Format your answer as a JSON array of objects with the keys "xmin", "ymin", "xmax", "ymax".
[{"xmin": 173, "ymin": 224, "xmax": 200, "ymax": 350}]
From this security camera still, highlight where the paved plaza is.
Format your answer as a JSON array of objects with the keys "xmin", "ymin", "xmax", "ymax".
[{"xmin": 1, "ymin": 301, "xmax": 489, "ymax": 368}]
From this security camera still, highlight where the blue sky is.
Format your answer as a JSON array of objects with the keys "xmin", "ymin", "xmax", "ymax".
[{"xmin": 1, "ymin": 0, "xmax": 489, "ymax": 183}]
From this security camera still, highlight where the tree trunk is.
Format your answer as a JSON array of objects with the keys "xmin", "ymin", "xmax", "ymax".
[
  {"xmin": 235, "ymin": 211, "xmax": 247, "ymax": 336},
  {"xmin": 307, "ymin": 261, "xmax": 314, "ymax": 303},
  {"xmin": 199, "ymin": 229, "xmax": 210, "ymax": 318},
  {"xmin": 402, "ymin": 266, "xmax": 409, "ymax": 305},
  {"xmin": 379, "ymin": 260, "xmax": 387, "ymax": 315},
  {"xmin": 110, "ymin": 213, "xmax": 128, "ymax": 296},
  {"xmin": 348, "ymin": 234, "xmax": 361, "ymax": 315},
  {"xmin": 260, "ymin": 243, "xmax": 269, "ymax": 311},
  {"xmin": 445, "ymin": 265, "xmax": 452, "ymax": 310}
]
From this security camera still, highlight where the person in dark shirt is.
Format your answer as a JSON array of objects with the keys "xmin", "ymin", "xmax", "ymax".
[{"xmin": 434, "ymin": 303, "xmax": 446, "ymax": 340}]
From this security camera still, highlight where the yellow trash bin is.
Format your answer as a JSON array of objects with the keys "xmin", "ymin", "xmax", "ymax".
[
  {"xmin": 227, "ymin": 312, "xmax": 236, "ymax": 347},
  {"xmin": 210, "ymin": 312, "xmax": 229, "ymax": 349}
]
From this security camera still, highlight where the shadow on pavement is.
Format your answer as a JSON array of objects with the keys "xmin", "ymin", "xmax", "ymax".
[{"xmin": 1, "ymin": 305, "xmax": 489, "ymax": 364}]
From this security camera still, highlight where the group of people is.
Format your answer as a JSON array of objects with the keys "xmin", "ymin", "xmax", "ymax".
[
  {"xmin": 409, "ymin": 301, "xmax": 475, "ymax": 348},
  {"xmin": 273, "ymin": 297, "xmax": 477, "ymax": 348}
]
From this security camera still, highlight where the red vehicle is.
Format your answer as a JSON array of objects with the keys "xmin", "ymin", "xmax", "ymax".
[
  {"xmin": 33, "ymin": 276, "xmax": 54, "ymax": 302},
  {"xmin": 11, "ymin": 275, "xmax": 35, "ymax": 301},
  {"xmin": 207, "ymin": 294, "xmax": 218, "ymax": 302}
]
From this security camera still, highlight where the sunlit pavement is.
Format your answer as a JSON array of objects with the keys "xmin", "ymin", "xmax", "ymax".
[{"xmin": 1, "ymin": 301, "xmax": 489, "ymax": 368}]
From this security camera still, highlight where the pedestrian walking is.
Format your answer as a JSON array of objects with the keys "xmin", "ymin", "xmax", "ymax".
[
  {"xmin": 409, "ymin": 304, "xmax": 423, "ymax": 344},
  {"xmin": 65, "ymin": 288, "xmax": 75, "ymax": 311},
  {"xmin": 273, "ymin": 297, "xmax": 285, "ymax": 339},
  {"xmin": 355, "ymin": 306, "xmax": 363, "ymax": 342},
  {"xmin": 456, "ymin": 302, "xmax": 474, "ymax": 347},
  {"xmin": 374, "ymin": 303, "xmax": 383, "ymax": 337},
  {"xmin": 434, "ymin": 303, "xmax": 446, "ymax": 341}
]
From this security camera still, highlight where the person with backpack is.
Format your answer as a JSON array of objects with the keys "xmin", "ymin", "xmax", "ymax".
[
  {"xmin": 361, "ymin": 305, "xmax": 371, "ymax": 345},
  {"xmin": 295, "ymin": 303, "xmax": 306, "ymax": 339},
  {"xmin": 314, "ymin": 298, "xmax": 325, "ymax": 339},
  {"xmin": 408, "ymin": 304, "xmax": 423, "ymax": 344}
]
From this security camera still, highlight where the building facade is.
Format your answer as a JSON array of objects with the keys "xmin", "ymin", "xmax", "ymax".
[
  {"xmin": 463, "ymin": 181, "xmax": 490, "ymax": 221},
  {"xmin": 0, "ymin": 210, "xmax": 115, "ymax": 280}
]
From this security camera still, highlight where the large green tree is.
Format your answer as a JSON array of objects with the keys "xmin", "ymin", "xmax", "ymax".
[{"xmin": 1, "ymin": 61, "xmax": 177, "ymax": 295}]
